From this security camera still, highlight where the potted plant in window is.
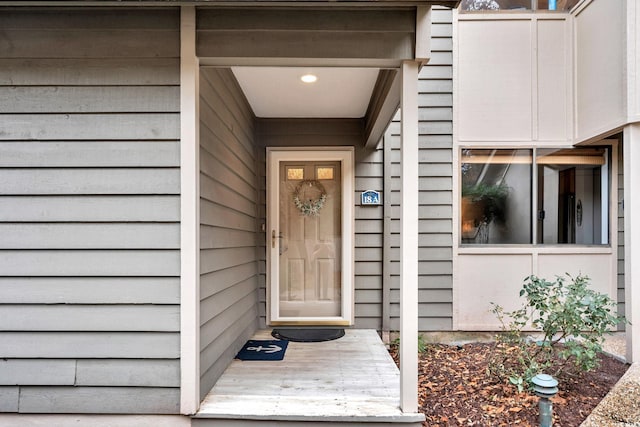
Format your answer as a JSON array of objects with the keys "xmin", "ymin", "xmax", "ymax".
[{"xmin": 461, "ymin": 183, "xmax": 509, "ymax": 241}]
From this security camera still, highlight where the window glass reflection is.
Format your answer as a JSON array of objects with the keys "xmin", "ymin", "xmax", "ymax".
[{"xmin": 461, "ymin": 149, "xmax": 532, "ymax": 244}]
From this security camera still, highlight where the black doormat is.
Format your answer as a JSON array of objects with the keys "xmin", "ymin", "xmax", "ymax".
[
  {"xmin": 235, "ymin": 339, "xmax": 289, "ymax": 361},
  {"xmin": 271, "ymin": 328, "xmax": 345, "ymax": 343}
]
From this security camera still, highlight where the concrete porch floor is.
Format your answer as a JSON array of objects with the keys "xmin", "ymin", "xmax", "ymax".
[{"xmin": 193, "ymin": 329, "xmax": 424, "ymax": 426}]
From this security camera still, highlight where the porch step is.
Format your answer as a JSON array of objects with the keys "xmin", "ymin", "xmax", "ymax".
[{"xmin": 194, "ymin": 329, "xmax": 424, "ymax": 427}]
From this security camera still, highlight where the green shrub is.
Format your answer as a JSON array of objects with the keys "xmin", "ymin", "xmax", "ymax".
[{"xmin": 488, "ymin": 274, "xmax": 625, "ymax": 391}]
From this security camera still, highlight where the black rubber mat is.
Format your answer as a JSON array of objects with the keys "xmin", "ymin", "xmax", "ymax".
[{"xmin": 271, "ymin": 328, "xmax": 345, "ymax": 342}]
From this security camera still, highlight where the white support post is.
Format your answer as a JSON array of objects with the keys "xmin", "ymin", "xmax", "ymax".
[
  {"xmin": 180, "ymin": 5, "xmax": 201, "ymax": 415},
  {"xmin": 625, "ymin": 124, "xmax": 640, "ymax": 363},
  {"xmin": 400, "ymin": 60, "xmax": 420, "ymax": 414}
]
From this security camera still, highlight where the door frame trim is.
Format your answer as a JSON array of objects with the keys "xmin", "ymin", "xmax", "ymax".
[{"xmin": 266, "ymin": 147, "xmax": 355, "ymax": 326}]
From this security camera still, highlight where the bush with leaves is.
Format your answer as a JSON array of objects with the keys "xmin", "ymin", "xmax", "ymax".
[{"xmin": 488, "ymin": 274, "xmax": 625, "ymax": 392}]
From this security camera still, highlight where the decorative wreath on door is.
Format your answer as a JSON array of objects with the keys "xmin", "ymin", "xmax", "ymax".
[{"xmin": 293, "ymin": 179, "xmax": 327, "ymax": 216}]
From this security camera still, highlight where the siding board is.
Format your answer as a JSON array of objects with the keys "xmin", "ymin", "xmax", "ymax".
[
  {"xmin": 0, "ymin": 141, "xmax": 180, "ymax": 168},
  {"xmin": 200, "ymin": 277, "xmax": 258, "ymax": 325},
  {"xmin": 0, "ymin": 30, "xmax": 179, "ymax": 58},
  {"xmin": 0, "ymin": 277, "xmax": 179, "ymax": 305},
  {"xmin": 0, "ymin": 58, "xmax": 180, "ymax": 86},
  {"xmin": 0, "ymin": 388, "xmax": 19, "ymax": 412},
  {"xmin": 0, "ymin": 169, "xmax": 179, "ymax": 195},
  {"xmin": 200, "ymin": 226, "xmax": 257, "ymax": 250},
  {"xmin": 0, "ymin": 360, "xmax": 76, "ymax": 386},
  {"xmin": 0, "ymin": 87, "xmax": 179, "ymax": 113},
  {"xmin": 0, "ymin": 196, "xmax": 179, "ymax": 222},
  {"xmin": 2, "ymin": 332, "xmax": 180, "ymax": 359},
  {"xmin": 0, "ymin": 114, "xmax": 180, "ymax": 141},
  {"xmin": 0, "ymin": 223, "xmax": 179, "ymax": 249},
  {"xmin": 0, "ymin": 251, "xmax": 179, "ymax": 277},
  {"xmin": 200, "ymin": 247, "xmax": 258, "ymax": 275},
  {"xmin": 200, "ymin": 263, "xmax": 258, "ymax": 300},
  {"xmin": 200, "ymin": 145, "xmax": 257, "ymax": 198},
  {"xmin": 18, "ymin": 386, "xmax": 180, "ymax": 414},
  {"xmin": 0, "ymin": 305, "xmax": 180, "ymax": 332},
  {"xmin": 0, "ymin": 9, "xmax": 179, "ymax": 30},
  {"xmin": 200, "ymin": 173, "xmax": 256, "ymax": 217},
  {"xmin": 75, "ymin": 360, "xmax": 180, "ymax": 387},
  {"xmin": 200, "ymin": 292, "xmax": 258, "ymax": 360}
]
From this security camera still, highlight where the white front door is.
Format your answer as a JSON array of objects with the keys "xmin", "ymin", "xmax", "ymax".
[{"xmin": 267, "ymin": 148, "xmax": 354, "ymax": 326}]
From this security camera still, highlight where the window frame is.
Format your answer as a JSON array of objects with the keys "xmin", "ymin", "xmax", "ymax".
[{"xmin": 458, "ymin": 144, "xmax": 614, "ymax": 247}]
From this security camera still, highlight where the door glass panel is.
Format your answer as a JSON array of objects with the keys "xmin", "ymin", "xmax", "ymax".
[
  {"xmin": 286, "ymin": 167, "xmax": 304, "ymax": 180},
  {"xmin": 316, "ymin": 166, "xmax": 334, "ymax": 180},
  {"xmin": 279, "ymin": 161, "xmax": 341, "ymax": 318}
]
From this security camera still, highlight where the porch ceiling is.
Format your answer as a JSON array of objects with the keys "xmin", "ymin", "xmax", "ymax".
[{"xmin": 231, "ymin": 67, "xmax": 380, "ymax": 118}]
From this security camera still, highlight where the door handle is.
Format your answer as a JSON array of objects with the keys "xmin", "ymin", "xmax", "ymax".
[{"xmin": 272, "ymin": 230, "xmax": 285, "ymax": 250}]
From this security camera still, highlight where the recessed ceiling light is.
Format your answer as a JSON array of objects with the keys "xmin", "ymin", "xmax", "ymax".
[{"xmin": 300, "ymin": 74, "xmax": 318, "ymax": 83}]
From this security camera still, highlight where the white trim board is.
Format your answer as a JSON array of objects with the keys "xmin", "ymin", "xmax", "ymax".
[{"xmin": 179, "ymin": 5, "xmax": 200, "ymax": 415}]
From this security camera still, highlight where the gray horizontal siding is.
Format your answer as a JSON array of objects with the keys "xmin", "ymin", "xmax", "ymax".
[
  {"xmin": 199, "ymin": 68, "xmax": 260, "ymax": 400},
  {"xmin": 0, "ymin": 8, "xmax": 181, "ymax": 414},
  {"xmin": 355, "ymin": 146, "xmax": 385, "ymax": 330},
  {"xmin": 618, "ymin": 140, "xmax": 625, "ymax": 330},
  {"xmin": 387, "ymin": 6, "xmax": 454, "ymax": 332}
]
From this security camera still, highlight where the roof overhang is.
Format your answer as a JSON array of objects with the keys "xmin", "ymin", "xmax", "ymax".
[{"xmin": 2, "ymin": 1, "xmax": 460, "ymax": 7}]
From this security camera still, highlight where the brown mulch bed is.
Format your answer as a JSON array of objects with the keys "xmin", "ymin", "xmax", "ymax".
[{"xmin": 390, "ymin": 343, "xmax": 628, "ymax": 427}]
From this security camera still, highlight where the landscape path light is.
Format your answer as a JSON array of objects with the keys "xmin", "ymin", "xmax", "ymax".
[{"xmin": 532, "ymin": 373, "xmax": 559, "ymax": 427}]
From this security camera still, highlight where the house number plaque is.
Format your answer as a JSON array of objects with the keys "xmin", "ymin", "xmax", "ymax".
[{"xmin": 361, "ymin": 190, "xmax": 381, "ymax": 206}]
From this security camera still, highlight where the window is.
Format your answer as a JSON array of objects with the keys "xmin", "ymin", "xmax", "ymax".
[
  {"xmin": 461, "ymin": 149, "xmax": 532, "ymax": 244},
  {"xmin": 460, "ymin": 0, "xmax": 580, "ymax": 11},
  {"xmin": 536, "ymin": 148, "xmax": 608, "ymax": 245},
  {"xmin": 461, "ymin": 147, "xmax": 609, "ymax": 245}
]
